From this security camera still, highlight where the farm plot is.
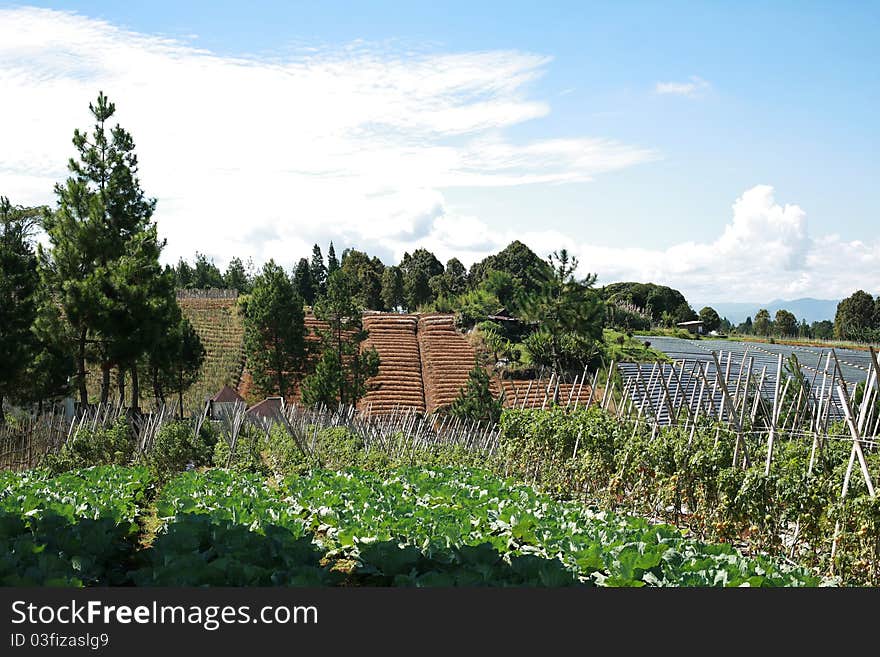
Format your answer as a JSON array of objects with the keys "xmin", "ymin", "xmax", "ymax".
[
  {"xmin": 358, "ymin": 314, "xmax": 425, "ymax": 415},
  {"xmin": 0, "ymin": 466, "xmax": 153, "ymax": 586},
  {"xmin": 499, "ymin": 379, "xmax": 596, "ymax": 410},
  {"xmin": 625, "ymin": 336, "xmax": 873, "ymax": 424},
  {"xmin": 179, "ymin": 295, "xmax": 246, "ymax": 410},
  {"xmin": 418, "ymin": 314, "xmax": 496, "ymax": 413},
  {"xmin": 282, "ymin": 466, "xmax": 817, "ymax": 586}
]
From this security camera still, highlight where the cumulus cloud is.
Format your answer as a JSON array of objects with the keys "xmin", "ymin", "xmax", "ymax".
[
  {"xmin": 0, "ymin": 7, "xmax": 655, "ymax": 268},
  {"xmin": 655, "ymin": 75, "xmax": 711, "ymax": 98},
  {"xmin": 438, "ymin": 185, "xmax": 880, "ymax": 302}
]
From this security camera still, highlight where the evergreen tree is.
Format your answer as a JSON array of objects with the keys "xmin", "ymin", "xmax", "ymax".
[
  {"xmin": 698, "ymin": 306, "xmax": 721, "ymax": 333},
  {"xmin": 292, "ymin": 257, "xmax": 316, "ymax": 305},
  {"xmin": 224, "ymin": 257, "xmax": 252, "ymax": 293},
  {"xmin": 241, "ymin": 260, "xmax": 306, "ymax": 398},
  {"xmin": 301, "ymin": 269, "xmax": 379, "ymax": 407},
  {"xmin": 753, "ymin": 309, "xmax": 772, "ymax": 336},
  {"xmin": 517, "ymin": 249, "xmax": 604, "ymax": 381},
  {"xmin": 192, "ymin": 251, "xmax": 224, "ymax": 288},
  {"xmin": 41, "ymin": 91, "xmax": 162, "ymax": 406},
  {"xmin": 0, "ymin": 197, "xmax": 39, "ymax": 423},
  {"xmin": 834, "ymin": 290, "xmax": 877, "ymax": 340},
  {"xmin": 774, "ymin": 309, "xmax": 798, "ymax": 337},
  {"xmin": 174, "ymin": 258, "xmax": 193, "ymax": 288},
  {"xmin": 340, "ymin": 248, "xmax": 384, "ymax": 309},
  {"xmin": 19, "ymin": 290, "xmax": 75, "ymax": 411},
  {"xmin": 400, "ymin": 248, "xmax": 443, "ymax": 310},
  {"xmin": 381, "ymin": 265, "xmax": 405, "ymax": 311},
  {"xmin": 310, "ymin": 244, "xmax": 327, "ymax": 298},
  {"xmin": 147, "ymin": 311, "xmax": 205, "ymax": 415},
  {"xmin": 445, "ymin": 364, "xmax": 504, "ymax": 424},
  {"xmin": 327, "ymin": 241, "xmax": 340, "ymax": 275}
]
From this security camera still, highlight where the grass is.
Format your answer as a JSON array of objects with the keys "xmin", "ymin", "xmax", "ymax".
[{"xmin": 602, "ymin": 329, "xmax": 670, "ymax": 362}]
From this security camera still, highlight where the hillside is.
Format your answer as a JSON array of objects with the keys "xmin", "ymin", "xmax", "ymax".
[{"xmin": 173, "ymin": 302, "xmax": 599, "ymax": 416}]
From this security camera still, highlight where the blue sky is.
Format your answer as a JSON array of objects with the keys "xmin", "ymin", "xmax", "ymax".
[{"xmin": 1, "ymin": 1, "xmax": 878, "ymax": 303}]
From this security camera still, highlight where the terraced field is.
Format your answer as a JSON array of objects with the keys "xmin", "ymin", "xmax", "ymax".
[
  {"xmin": 358, "ymin": 314, "xmax": 425, "ymax": 414},
  {"xmin": 499, "ymin": 379, "xmax": 596, "ymax": 409},
  {"xmin": 418, "ymin": 313, "xmax": 495, "ymax": 413},
  {"xmin": 179, "ymin": 295, "xmax": 245, "ymax": 410}
]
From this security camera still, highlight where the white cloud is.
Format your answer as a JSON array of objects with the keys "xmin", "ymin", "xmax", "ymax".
[
  {"xmin": 435, "ymin": 185, "xmax": 880, "ymax": 302},
  {"xmin": 655, "ymin": 75, "xmax": 711, "ymax": 98},
  {"xmin": 0, "ymin": 7, "xmax": 655, "ymax": 269}
]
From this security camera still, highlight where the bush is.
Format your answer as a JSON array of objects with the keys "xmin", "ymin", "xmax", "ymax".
[
  {"xmin": 213, "ymin": 426, "xmax": 269, "ymax": 475},
  {"xmin": 146, "ymin": 420, "xmax": 217, "ymax": 482},
  {"xmin": 42, "ymin": 417, "xmax": 135, "ymax": 475}
]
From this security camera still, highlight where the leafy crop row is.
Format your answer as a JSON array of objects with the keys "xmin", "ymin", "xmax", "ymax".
[{"xmin": 0, "ymin": 466, "xmax": 153, "ymax": 586}]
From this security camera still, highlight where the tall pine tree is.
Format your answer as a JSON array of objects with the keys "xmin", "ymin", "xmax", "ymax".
[
  {"xmin": 242, "ymin": 261, "xmax": 306, "ymax": 399},
  {"xmin": 41, "ymin": 91, "xmax": 172, "ymax": 409},
  {"xmin": 0, "ymin": 197, "xmax": 39, "ymax": 423}
]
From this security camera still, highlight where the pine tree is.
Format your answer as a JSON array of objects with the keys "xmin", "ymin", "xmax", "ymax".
[
  {"xmin": 41, "ymin": 91, "xmax": 166, "ymax": 408},
  {"xmin": 301, "ymin": 269, "xmax": 379, "ymax": 407},
  {"xmin": 224, "ymin": 257, "xmax": 252, "ymax": 293},
  {"xmin": 0, "ymin": 197, "xmax": 39, "ymax": 423},
  {"xmin": 381, "ymin": 266, "xmax": 405, "ymax": 312},
  {"xmin": 310, "ymin": 244, "xmax": 327, "ymax": 298},
  {"xmin": 446, "ymin": 365, "xmax": 504, "ymax": 424},
  {"xmin": 327, "ymin": 241, "xmax": 340, "ymax": 275},
  {"xmin": 517, "ymin": 249, "xmax": 604, "ymax": 381},
  {"xmin": 242, "ymin": 260, "xmax": 306, "ymax": 398},
  {"xmin": 146, "ymin": 311, "xmax": 205, "ymax": 416},
  {"xmin": 292, "ymin": 257, "xmax": 316, "ymax": 305}
]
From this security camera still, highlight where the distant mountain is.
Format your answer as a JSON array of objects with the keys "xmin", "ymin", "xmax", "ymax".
[{"xmin": 693, "ymin": 298, "xmax": 840, "ymax": 325}]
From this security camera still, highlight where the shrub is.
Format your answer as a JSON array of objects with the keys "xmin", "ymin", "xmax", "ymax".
[
  {"xmin": 146, "ymin": 420, "xmax": 217, "ymax": 482},
  {"xmin": 42, "ymin": 417, "xmax": 135, "ymax": 475}
]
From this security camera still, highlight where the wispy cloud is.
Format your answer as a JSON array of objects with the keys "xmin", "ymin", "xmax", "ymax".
[
  {"xmin": 655, "ymin": 75, "xmax": 711, "ymax": 98},
  {"xmin": 0, "ymin": 7, "xmax": 656, "ymax": 268}
]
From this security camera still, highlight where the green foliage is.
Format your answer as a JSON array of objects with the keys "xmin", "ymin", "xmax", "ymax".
[
  {"xmin": 241, "ymin": 259, "xmax": 306, "ymax": 398},
  {"xmin": 292, "ymin": 257, "xmax": 316, "ymax": 305},
  {"xmin": 753, "ymin": 308, "xmax": 772, "ymax": 336},
  {"xmin": 280, "ymin": 466, "xmax": 816, "ymax": 587},
  {"xmin": 340, "ymin": 248, "xmax": 385, "ymax": 310},
  {"xmin": 516, "ymin": 249, "xmax": 604, "ymax": 376},
  {"xmin": 134, "ymin": 469, "xmax": 338, "ymax": 586},
  {"xmin": 401, "ymin": 248, "xmax": 444, "ymax": 310},
  {"xmin": 468, "ymin": 240, "xmax": 551, "ymax": 297},
  {"xmin": 145, "ymin": 419, "xmax": 216, "ymax": 482},
  {"xmin": 380, "ymin": 265, "xmax": 405, "ymax": 311},
  {"xmin": 310, "ymin": 244, "xmax": 327, "ymax": 298},
  {"xmin": 212, "ymin": 426, "xmax": 269, "ymax": 475},
  {"xmin": 774, "ymin": 309, "xmax": 798, "ymax": 337},
  {"xmin": 223, "ymin": 256, "xmax": 253, "ymax": 294},
  {"xmin": 698, "ymin": 306, "xmax": 721, "ymax": 333},
  {"xmin": 42, "ymin": 417, "xmax": 135, "ymax": 476},
  {"xmin": 524, "ymin": 330, "xmax": 599, "ymax": 372},
  {"xmin": 302, "ymin": 269, "xmax": 380, "ymax": 406},
  {"xmin": 600, "ymin": 282, "xmax": 694, "ymax": 325},
  {"xmin": 445, "ymin": 365, "xmax": 504, "ymax": 424},
  {"xmin": 834, "ymin": 289, "xmax": 878, "ymax": 341},
  {"xmin": 146, "ymin": 313, "xmax": 205, "ymax": 412},
  {"xmin": 40, "ymin": 91, "xmax": 172, "ymax": 408},
  {"xmin": 0, "ymin": 196, "xmax": 40, "ymax": 421},
  {"xmin": 0, "ymin": 465, "xmax": 153, "ymax": 586}
]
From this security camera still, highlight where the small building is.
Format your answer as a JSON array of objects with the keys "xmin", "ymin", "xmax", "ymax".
[
  {"xmin": 208, "ymin": 385, "xmax": 246, "ymax": 419},
  {"xmin": 246, "ymin": 396, "xmax": 285, "ymax": 419},
  {"xmin": 676, "ymin": 320, "xmax": 705, "ymax": 335}
]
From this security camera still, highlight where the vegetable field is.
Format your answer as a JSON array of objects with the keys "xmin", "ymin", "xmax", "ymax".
[{"xmin": 0, "ymin": 463, "xmax": 818, "ymax": 587}]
